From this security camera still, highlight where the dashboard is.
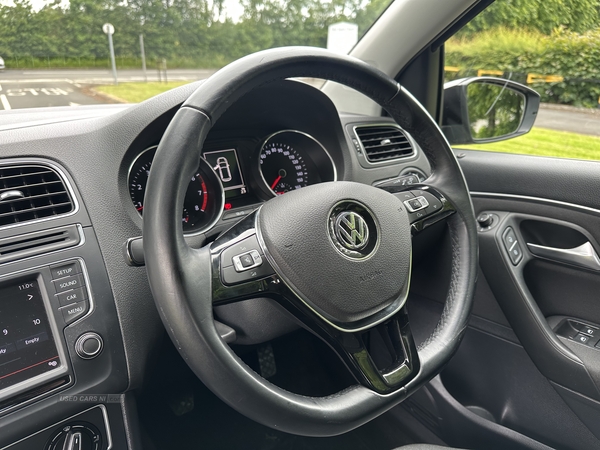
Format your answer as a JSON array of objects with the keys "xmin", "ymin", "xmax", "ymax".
[{"xmin": 0, "ymin": 78, "xmax": 432, "ymax": 449}]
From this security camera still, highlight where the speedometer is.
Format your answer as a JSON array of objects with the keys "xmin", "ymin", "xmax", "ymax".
[
  {"xmin": 259, "ymin": 143, "xmax": 309, "ymax": 195},
  {"xmin": 128, "ymin": 146, "xmax": 224, "ymax": 233},
  {"xmin": 258, "ymin": 130, "xmax": 336, "ymax": 196}
]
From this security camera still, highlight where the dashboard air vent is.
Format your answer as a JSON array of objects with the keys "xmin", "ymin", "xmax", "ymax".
[
  {"xmin": 0, "ymin": 225, "xmax": 80, "ymax": 265},
  {"xmin": 355, "ymin": 125, "xmax": 414, "ymax": 163},
  {"xmin": 0, "ymin": 165, "xmax": 74, "ymax": 228}
]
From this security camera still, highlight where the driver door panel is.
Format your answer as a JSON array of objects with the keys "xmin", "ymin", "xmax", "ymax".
[{"xmin": 406, "ymin": 149, "xmax": 600, "ymax": 449}]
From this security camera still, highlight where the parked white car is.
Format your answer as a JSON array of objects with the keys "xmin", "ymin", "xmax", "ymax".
[{"xmin": 0, "ymin": 56, "xmax": 5, "ymax": 70}]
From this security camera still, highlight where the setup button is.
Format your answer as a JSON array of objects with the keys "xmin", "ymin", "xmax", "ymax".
[{"xmin": 50, "ymin": 261, "xmax": 82, "ymax": 280}]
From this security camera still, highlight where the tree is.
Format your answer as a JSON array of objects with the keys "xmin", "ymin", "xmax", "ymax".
[{"xmin": 463, "ymin": 0, "xmax": 600, "ymax": 35}]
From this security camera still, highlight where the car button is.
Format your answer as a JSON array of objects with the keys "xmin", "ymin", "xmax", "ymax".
[
  {"xmin": 53, "ymin": 273, "xmax": 85, "ymax": 293},
  {"xmin": 57, "ymin": 287, "xmax": 88, "ymax": 307},
  {"xmin": 60, "ymin": 300, "xmax": 89, "ymax": 325}
]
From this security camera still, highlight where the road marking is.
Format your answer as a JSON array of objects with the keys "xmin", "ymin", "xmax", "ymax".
[
  {"xmin": 0, "ymin": 95, "xmax": 11, "ymax": 110},
  {"xmin": 69, "ymin": 102, "xmax": 80, "ymax": 107}
]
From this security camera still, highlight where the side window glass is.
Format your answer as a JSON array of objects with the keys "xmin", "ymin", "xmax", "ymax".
[{"xmin": 445, "ymin": 0, "xmax": 600, "ymax": 160}]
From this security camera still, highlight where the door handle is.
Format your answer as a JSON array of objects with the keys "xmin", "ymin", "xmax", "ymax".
[{"xmin": 527, "ymin": 241, "xmax": 600, "ymax": 271}]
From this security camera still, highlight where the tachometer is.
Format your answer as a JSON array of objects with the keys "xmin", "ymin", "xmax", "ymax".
[
  {"xmin": 128, "ymin": 146, "xmax": 224, "ymax": 233},
  {"xmin": 258, "ymin": 130, "xmax": 336, "ymax": 196}
]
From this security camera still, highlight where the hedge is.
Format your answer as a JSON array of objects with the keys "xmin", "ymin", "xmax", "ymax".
[{"xmin": 446, "ymin": 27, "xmax": 600, "ymax": 108}]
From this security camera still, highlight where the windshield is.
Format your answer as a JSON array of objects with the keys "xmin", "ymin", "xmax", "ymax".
[{"xmin": 0, "ymin": 0, "xmax": 392, "ymax": 111}]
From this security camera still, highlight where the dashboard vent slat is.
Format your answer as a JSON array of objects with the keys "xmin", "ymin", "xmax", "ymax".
[
  {"xmin": 355, "ymin": 125, "xmax": 414, "ymax": 163},
  {"xmin": 0, "ymin": 225, "xmax": 80, "ymax": 265},
  {"xmin": 0, "ymin": 165, "xmax": 74, "ymax": 227}
]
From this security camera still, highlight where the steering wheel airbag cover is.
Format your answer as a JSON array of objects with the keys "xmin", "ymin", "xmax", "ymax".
[{"xmin": 258, "ymin": 181, "xmax": 411, "ymax": 327}]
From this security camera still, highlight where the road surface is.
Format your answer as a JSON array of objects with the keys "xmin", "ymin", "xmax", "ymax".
[
  {"xmin": 535, "ymin": 105, "xmax": 600, "ymax": 137},
  {"xmin": 0, "ymin": 68, "xmax": 216, "ymax": 83},
  {"xmin": 0, "ymin": 81, "xmax": 105, "ymax": 109},
  {"xmin": 0, "ymin": 69, "xmax": 217, "ymax": 110}
]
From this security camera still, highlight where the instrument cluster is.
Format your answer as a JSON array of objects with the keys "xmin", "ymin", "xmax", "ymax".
[{"xmin": 127, "ymin": 130, "xmax": 336, "ymax": 234}]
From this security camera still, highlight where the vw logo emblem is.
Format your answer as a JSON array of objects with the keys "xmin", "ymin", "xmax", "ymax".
[{"xmin": 334, "ymin": 211, "xmax": 370, "ymax": 250}]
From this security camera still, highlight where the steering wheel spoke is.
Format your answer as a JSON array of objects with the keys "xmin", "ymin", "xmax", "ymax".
[
  {"xmin": 210, "ymin": 212, "xmax": 278, "ymax": 305},
  {"xmin": 376, "ymin": 182, "xmax": 456, "ymax": 234},
  {"xmin": 292, "ymin": 306, "xmax": 420, "ymax": 393}
]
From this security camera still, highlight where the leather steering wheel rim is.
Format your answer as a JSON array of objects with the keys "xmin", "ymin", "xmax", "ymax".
[{"xmin": 143, "ymin": 47, "xmax": 478, "ymax": 437}]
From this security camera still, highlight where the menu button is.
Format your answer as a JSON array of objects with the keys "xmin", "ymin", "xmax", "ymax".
[{"xmin": 60, "ymin": 300, "xmax": 89, "ymax": 325}]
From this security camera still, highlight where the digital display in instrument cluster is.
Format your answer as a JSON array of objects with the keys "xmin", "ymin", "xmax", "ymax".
[{"xmin": 203, "ymin": 149, "xmax": 248, "ymax": 200}]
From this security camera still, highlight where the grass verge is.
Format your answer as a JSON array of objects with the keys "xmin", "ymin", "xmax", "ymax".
[
  {"xmin": 93, "ymin": 81, "xmax": 192, "ymax": 103},
  {"xmin": 456, "ymin": 127, "xmax": 600, "ymax": 161}
]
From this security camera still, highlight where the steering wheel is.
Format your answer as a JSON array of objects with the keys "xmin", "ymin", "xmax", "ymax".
[{"xmin": 143, "ymin": 47, "xmax": 478, "ymax": 437}]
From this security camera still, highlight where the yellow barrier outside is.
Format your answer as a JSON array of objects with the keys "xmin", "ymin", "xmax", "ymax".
[
  {"xmin": 526, "ymin": 73, "xmax": 564, "ymax": 84},
  {"xmin": 477, "ymin": 69, "xmax": 503, "ymax": 77},
  {"xmin": 444, "ymin": 67, "xmax": 567, "ymax": 85}
]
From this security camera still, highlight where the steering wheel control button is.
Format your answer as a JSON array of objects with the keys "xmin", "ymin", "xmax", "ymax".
[
  {"xmin": 60, "ymin": 300, "xmax": 89, "ymax": 325},
  {"xmin": 221, "ymin": 235, "xmax": 264, "ymax": 268},
  {"xmin": 502, "ymin": 227, "xmax": 523, "ymax": 265},
  {"xmin": 232, "ymin": 250, "xmax": 263, "ymax": 272},
  {"xmin": 404, "ymin": 196, "xmax": 429, "ymax": 213},
  {"xmin": 50, "ymin": 261, "xmax": 82, "ymax": 280},
  {"xmin": 394, "ymin": 191, "xmax": 415, "ymax": 202},
  {"xmin": 57, "ymin": 287, "xmax": 88, "ymax": 307},
  {"xmin": 53, "ymin": 273, "xmax": 85, "ymax": 294},
  {"xmin": 222, "ymin": 262, "xmax": 274, "ymax": 285},
  {"xmin": 75, "ymin": 332, "xmax": 104, "ymax": 359}
]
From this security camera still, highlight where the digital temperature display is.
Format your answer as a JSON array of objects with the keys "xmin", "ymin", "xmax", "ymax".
[{"xmin": 0, "ymin": 278, "xmax": 61, "ymax": 391}]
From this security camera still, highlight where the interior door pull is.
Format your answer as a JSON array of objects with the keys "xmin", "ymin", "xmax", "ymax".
[{"xmin": 527, "ymin": 241, "xmax": 600, "ymax": 271}]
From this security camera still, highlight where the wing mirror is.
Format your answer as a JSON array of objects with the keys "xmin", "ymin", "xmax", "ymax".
[{"xmin": 441, "ymin": 77, "xmax": 540, "ymax": 145}]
